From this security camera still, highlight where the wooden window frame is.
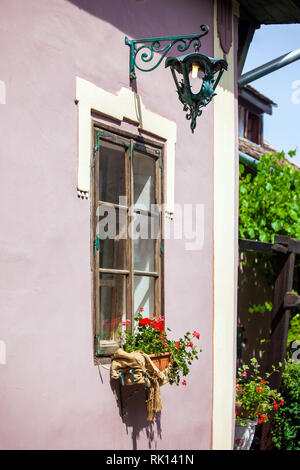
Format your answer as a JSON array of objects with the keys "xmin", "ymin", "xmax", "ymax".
[
  {"xmin": 91, "ymin": 124, "xmax": 164, "ymax": 360},
  {"xmin": 243, "ymin": 108, "xmax": 263, "ymax": 145}
]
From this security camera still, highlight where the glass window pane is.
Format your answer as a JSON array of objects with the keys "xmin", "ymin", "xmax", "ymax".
[
  {"xmin": 99, "ymin": 140, "xmax": 125, "ymax": 204},
  {"xmin": 133, "ymin": 213, "xmax": 155, "ymax": 272},
  {"xmin": 99, "ymin": 274, "xmax": 126, "ymax": 342},
  {"xmin": 97, "ymin": 206, "xmax": 127, "ymax": 270},
  {"xmin": 134, "ymin": 275, "xmax": 155, "ymax": 318},
  {"xmin": 133, "ymin": 151, "xmax": 155, "ymax": 211}
]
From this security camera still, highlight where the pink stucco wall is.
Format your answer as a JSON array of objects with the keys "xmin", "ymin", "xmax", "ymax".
[{"xmin": 0, "ymin": 0, "xmax": 218, "ymax": 449}]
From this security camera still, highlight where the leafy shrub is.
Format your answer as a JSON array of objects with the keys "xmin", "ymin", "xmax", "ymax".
[
  {"xmin": 272, "ymin": 360, "xmax": 300, "ymax": 450},
  {"xmin": 239, "ymin": 150, "xmax": 300, "ymax": 243}
]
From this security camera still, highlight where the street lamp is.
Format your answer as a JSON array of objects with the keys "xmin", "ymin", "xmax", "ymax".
[
  {"xmin": 165, "ymin": 52, "xmax": 227, "ymax": 132},
  {"xmin": 125, "ymin": 25, "xmax": 228, "ymax": 132}
]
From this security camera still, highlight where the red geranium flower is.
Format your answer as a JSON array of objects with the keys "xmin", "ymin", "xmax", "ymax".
[
  {"xmin": 192, "ymin": 330, "xmax": 200, "ymax": 339},
  {"xmin": 273, "ymin": 401, "xmax": 278, "ymax": 410},
  {"xmin": 175, "ymin": 341, "xmax": 180, "ymax": 349},
  {"xmin": 257, "ymin": 413, "xmax": 267, "ymax": 424},
  {"xmin": 139, "ymin": 317, "xmax": 152, "ymax": 326},
  {"xmin": 155, "ymin": 316, "xmax": 165, "ymax": 323},
  {"xmin": 280, "ymin": 400, "xmax": 284, "ymax": 406},
  {"xmin": 186, "ymin": 341, "xmax": 194, "ymax": 348},
  {"xmin": 182, "ymin": 380, "xmax": 187, "ymax": 386},
  {"xmin": 152, "ymin": 321, "xmax": 164, "ymax": 331},
  {"xmin": 256, "ymin": 386, "xmax": 263, "ymax": 393}
]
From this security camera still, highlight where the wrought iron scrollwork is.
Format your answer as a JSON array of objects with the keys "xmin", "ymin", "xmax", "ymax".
[{"xmin": 125, "ymin": 24, "xmax": 209, "ymax": 79}]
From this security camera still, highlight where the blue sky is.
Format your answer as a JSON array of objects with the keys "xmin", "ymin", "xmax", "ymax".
[{"xmin": 243, "ymin": 24, "xmax": 300, "ymax": 166}]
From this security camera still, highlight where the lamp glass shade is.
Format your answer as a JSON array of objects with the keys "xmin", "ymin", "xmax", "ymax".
[{"xmin": 165, "ymin": 52, "xmax": 228, "ymax": 132}]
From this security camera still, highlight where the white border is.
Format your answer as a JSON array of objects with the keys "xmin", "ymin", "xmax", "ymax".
[{"xmin": 75, "ymin": 78, "xmax": 177, "ymax": 216}]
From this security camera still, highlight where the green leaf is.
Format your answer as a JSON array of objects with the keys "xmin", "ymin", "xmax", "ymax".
[
  {"xmin": 240, "ymin": 184, "xmax": 247, "ymax": 195},
  {"xmin": 265, "ymin": 301, "xmax": 273, "ymax": 312},
  {"xmin": 271, "ymin": 220, "xmax": 283, "ymax": 232},
  {"xmin": 248, "ymin": 228, "xmax": 255, "ymax": 239},
  {"xmin": 266, "ymin": 183, "xmax": 272, "ymax": 191},
  {"xmin": 289, "ymin": 210, "xmax": 298, "ymax": 221},
  {"xmin": 259, "ymin": 231, "xmax": 268, "ymax": 243}
]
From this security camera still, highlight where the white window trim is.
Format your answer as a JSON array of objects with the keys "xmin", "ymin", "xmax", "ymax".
[{"xmin": 75, "ymin": 77, "xmax": 177, "ymax": 217}]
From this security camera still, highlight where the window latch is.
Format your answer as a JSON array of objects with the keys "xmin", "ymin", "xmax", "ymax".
[
  {"xmin": 93, "ymin": 235, "xmax": 100, "ymax": 259},
  {"xmin": 93, "ymin": 130, "xmax": 104, "ymax": 166},
  {"xmin": 124, "ymin": 142, "xmax": 134, "ymax": 160},
  {"xmin": 155, "ymin": 149, "xmax": 162, "ymax": 169},
  {"xmin": 94, "ymin": 334, "xmax": 105, "ymax": 355}
]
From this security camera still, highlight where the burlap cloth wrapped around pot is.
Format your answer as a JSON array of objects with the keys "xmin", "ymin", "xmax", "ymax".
[{"xmin": 110, "ymin": 348, "xmax": 173, "ymax": 421}]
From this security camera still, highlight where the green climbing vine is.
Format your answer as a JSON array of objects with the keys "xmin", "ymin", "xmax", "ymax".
[
  {"xmin": 239, "ymin": 150, "xmax": 300, "ymax": 243},
  {"xmin": 248, "ymin": 300, "xmax": 273, "ymax": 315}
]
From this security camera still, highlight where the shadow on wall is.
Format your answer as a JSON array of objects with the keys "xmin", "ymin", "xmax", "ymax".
[
  {"xmin": 110, "ymin": 379, "xmax": 162, "ymax": 450},
  {"xmin": 237, "ymin": 252, "xmax": 275, "ymax": 374},
  {"xmin": 67, "ymin": 0, "xmax": 213, "ymax": 93},
  {"xmin": 67, "ymin": 0, "xmax": 213, "ymax": 41}
]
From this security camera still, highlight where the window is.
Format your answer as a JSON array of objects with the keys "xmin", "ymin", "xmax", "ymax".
[
  {"xmin": 246, "ymin": 112, "xmax": 262, "ymax": 145},
  {"xmin": 91, "ymin": 127, "xmax": 163, "ymax": 357},
  {"xmin": 238, "ymin": 104, "xmax": 262, "ymax": 145}
]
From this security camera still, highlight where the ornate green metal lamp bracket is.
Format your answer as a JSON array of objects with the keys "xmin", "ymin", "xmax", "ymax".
[
  {"xmin": 125, "ymin": 24, "xmax": 210, "ymax": 80},
  {"xmin": 125, "ymin": 25, "xmax": 228, "ymax": 132}
]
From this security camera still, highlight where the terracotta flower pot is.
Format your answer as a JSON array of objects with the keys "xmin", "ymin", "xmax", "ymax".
[{"xmin": 149, "ymin": 352, "xmax": 171, "ymax": 371}]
